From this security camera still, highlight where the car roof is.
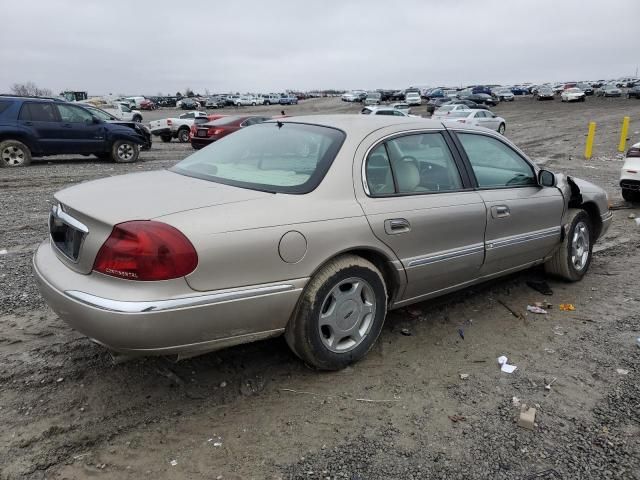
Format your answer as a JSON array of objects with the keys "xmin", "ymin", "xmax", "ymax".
[{"xmin": 265, "ymin": 114, "xmax": 442, "ymax": 135}]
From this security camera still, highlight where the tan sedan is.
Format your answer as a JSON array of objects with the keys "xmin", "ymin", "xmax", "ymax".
[{"xmin": 33, "ymin": 115, "xmax": 612, "ymax": 370}]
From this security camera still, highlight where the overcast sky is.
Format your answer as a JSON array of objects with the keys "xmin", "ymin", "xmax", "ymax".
[{"xmin": 1, "ymin": 0, "xmax": 638, "ymax": 96}]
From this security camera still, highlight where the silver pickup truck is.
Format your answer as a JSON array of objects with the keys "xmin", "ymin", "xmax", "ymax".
[{"xmin": 149, "ymin": 111, "xmax": 209, "ymax": 143}]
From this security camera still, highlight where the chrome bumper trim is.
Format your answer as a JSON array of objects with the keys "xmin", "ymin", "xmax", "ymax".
[{"xmin": 65, "ymin": 284, "xmax": 296, "ymax": 314}]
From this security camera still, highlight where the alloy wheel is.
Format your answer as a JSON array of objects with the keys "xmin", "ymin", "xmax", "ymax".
[
  {"xmin": 318, "ymin": 277, "xmax": 376, "ymax": 353},
  {"xmin": 571, "ymin": 221, "xmax": 590, "ymax": 271},
  {"xmin": 117, "ymin": 143, "xmax": 134, "ymax": 161},
  {"xmin": 1, "ymin": 145, "xmax": 26, "ymax": 166}
]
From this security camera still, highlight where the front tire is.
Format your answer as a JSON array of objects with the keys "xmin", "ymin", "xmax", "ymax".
[
  {"xmin": 498, "ymin": 123, "xmax": 506, "ymax": 134},
  {"xmin": 133, "ymin": 115, "xmax": 142, "ymax": 123},
  {"xmin": 285, "ymin": 255, "xmax": 387, "ymax": 370},
  {"xmin": 111, "ymin": 140, "xmax": 140, "ymax": 163},
  {"xmin": 0, "ymin": 140, "xmax": 32, "ymax": 167},
  {"xmin": 545, "ymin": 209, "xmax": 593, "ymax": 281}
]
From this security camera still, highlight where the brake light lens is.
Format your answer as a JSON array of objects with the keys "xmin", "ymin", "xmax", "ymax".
[
  {"xmin": 167, "ymin": 119, "xmax": 172, "ymax": 126},
  {"xmin": 627, "ymin": 147, "xmax": 640, "ymax": 158},
  {"xmin": 210, "ymin": 128, "xmax": 224, "ymax": 136},
  {"xmin": 93, "ymin": 221, "xmax": 198, "ymax": 281}
]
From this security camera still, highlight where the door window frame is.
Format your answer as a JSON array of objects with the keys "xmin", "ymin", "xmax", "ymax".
[
  {"xmin": 362, "ymin": 129, "xmax": 475, "ymax": 197},
  {"xmin": 449, "ymin": 130, "xmax": 540, "ymax": 190}
]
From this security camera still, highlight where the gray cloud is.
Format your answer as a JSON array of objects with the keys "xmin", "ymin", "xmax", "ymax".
[{"xmin": 1, "ymin": 0, "xmax": 638, "ymax": 96}]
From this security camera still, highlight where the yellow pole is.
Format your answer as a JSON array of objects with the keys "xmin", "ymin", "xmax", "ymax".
[
  {"xmin": 584, "ymin": 121, "xmax": 596, "ymax": 160},
  {"xmin": 618, "ymin": 116, "xmax": 630, "ymax": 152}
]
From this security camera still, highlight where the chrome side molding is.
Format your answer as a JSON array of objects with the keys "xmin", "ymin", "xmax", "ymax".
[{"xmin": 65, "ymin": 283, "xmax": 297, "ymax": 313}]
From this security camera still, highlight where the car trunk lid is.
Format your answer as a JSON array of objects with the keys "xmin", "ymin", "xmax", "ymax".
[{"xmin": 51, "ymin": 170, "xmax": 270, "ymax": 274}]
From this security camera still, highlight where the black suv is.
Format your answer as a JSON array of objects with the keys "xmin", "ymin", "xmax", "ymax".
[{"xmin": 0, "ymin": 96, "xmax": 146, "ymax": 167}]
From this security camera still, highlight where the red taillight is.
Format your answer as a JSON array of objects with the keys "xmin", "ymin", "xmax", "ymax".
[
  {"xmin": 167, "ymin": 119, "xmax": 172, "ymax": 126},
  {"xmin": 93, "ymin": 221, "xmax": 198, "ymax": 281},
  {"xmin": 627, "ymin": 147, "xmax": 640, "ymax": 158},
  {"xmin": 209, "ymin": 128, "xmax": 224, "ymax": 136}
]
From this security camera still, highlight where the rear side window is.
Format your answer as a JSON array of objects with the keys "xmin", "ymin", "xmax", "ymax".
[
  {"xmin": 457, "ymin": 133, "xmax": 536, "ymax": 188},
  {"xmin": 0, "ymin": 101, "xmax": 12, "ymax": 114},
  {"xmin": 365, "ymin": 133, "xmax": 463, "ymax": 196},
  {"xmin": 19, "ymin": 102, "xmax": 58, "ymax": 122}
]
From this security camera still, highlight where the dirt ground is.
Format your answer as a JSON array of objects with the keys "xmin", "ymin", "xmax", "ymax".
[{"xmin": 1, "ymin": 96, "xmax": 639, "ymax": 480}]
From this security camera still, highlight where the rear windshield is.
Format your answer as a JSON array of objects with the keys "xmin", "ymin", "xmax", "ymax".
[
  {"xmin": 172, "ymin": 122, "xmax": 346, "ymax": 194},
  {"xmin": 448, "ymin": 111, "xmax": 470, "ymax": 118}
]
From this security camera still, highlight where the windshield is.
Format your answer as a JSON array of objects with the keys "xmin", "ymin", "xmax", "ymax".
[
  {"xmin": 437, "ymin": 105, "xmax": 455, "ymax": 112},
  {"xmin": 172, "ymin": 122, "xmax": 346, "ymax": 194},
  {"xmin": 87, "ymin": 107, "xmax": 113, "ymax": 121}
]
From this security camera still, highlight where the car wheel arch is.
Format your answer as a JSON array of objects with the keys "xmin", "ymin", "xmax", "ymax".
[
  {"xmin": 578, "ymin": 201, "xmax": 603, "ymax": 240},
  {"xmin": 304, "ymin": 247, "xmax": 405, "ymax": 306}
]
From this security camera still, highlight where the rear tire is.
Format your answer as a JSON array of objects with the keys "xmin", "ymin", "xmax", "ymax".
[
  {"xmin": 111, "ymin": 140, "xmax": 139, "ymax": 163},
  {"xmin": 133, "ymin": 115, "xmax": 142, "ymax": 123},
  {"xmin": 498, "ymin": 123, "xmax": 506, "ymax": 134},
  {"xmin": 0, "ymin": 140, "xmax": 32, "ymax": 167},
  {"xmin": 177, "ymin": 128, "xmax": 190, "ymax": 143},
  {"xmin": 285, "ymin": 255, "xmax": 387, "ymax": 370},
  {"xmin": 544, "ymin": 209, "xmax": 593, "ymax": 282}
]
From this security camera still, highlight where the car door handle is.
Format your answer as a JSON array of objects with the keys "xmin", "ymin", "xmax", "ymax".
[
  {"xmin": 384, "ymin": 218, "xmax": 411, "ymax": 234},
  {"xmin": 24, "ymin": 121, "xmax": 34, "ymax": 126},
  {"xmin": 62, "ymin": 123, "xmax": 73, "ymax": 128},
  {"xmin": 491, "ymin": 205, "xmax": 510, "ymax": 218}
]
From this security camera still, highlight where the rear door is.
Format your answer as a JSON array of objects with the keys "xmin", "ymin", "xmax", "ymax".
[
  {"xmin": 55, "ymin": 104, "xmax": 106, "ymax": 154},
  {"xmin": 356, "ymin": 129, "xmax": 487, "ymax": 303},
  {"xmin": 17, "ymin": 102, "xmax": 64, "ymax": 154},
  {"xmin": 452, "ymin": 131, "xmax": 564, "ymax": 275}
]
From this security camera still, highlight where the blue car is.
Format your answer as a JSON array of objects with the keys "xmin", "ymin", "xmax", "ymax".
[{"xmin": 0, "ymin": 96, "xmax": 146, "ymax": 167}]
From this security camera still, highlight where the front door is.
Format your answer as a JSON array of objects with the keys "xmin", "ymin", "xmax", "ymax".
[
  {"xmin": 454, "ymin": 132, "xmax": 564, "ymax": 275},
  {"xmin": 55, "ymin": 104, "xmax": 106, "ymax": 154},
  {"xmin": 357, "ymin": 130, "xmax": 487, "ymax": 302}
]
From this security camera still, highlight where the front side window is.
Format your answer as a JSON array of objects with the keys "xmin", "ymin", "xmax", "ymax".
[
  {"xmin": 19, "ymin": 102, "xmax": 58, "ymax": 122},
  {"xmin": 172, "ymin": 122, "xmax": 345, "ymax": 194},
  {"xmin": 457, "ymin": 133, "xmax": 536, "ymax": 188},
  {"xmin": 57, "ymin": 104, "xmax": 94, "ymax": 123}
]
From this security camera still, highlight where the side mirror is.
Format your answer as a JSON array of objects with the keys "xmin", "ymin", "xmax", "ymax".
[
  {"xmin": 90, "ymin": 116, "xmax": 101, "ymax": 124},
  {"xmin": 538, "ymin": 169, "xmax": 555, "ymax": 187}
]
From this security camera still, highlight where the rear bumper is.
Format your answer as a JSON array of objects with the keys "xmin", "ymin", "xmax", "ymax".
[
  {"xmin": 190, "ymin": 137, "xmax": 216, "ymax": 149},
  {"xmin": 33, "ymin": 241, "xmax": 306, "ymax": 357}
]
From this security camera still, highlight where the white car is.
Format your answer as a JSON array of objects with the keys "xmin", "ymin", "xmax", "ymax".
[
  {"xmin": 621, "ymin": 142, "xmax": 640, "ymax": 202},
  {"xmin": 431, "ymin": 104, "xmax": 471, "ymax": 120},
  {"xmin": 493, "ymin": 88, "xmax": 515, "ymax": 102},
  {"xmin": 443, "ymin": 89, "xmax": 459, "ymax": 99},
  {"xmin": 442, "ymin": 109, "xmax": 506, "ymax": 134},
  {"xmin": 405, "ymin": 91, "xmax": 422, "ymax": 106},
  {"xmin": 561, "ymin": 88, "xmax": 586, "ymax": 102},
  {"xmin": 360, "ymin": 106, "xmax": 410, "ymax": 117},
  {"xmin": 390, "ymin": 102, "xmax": 410, "ymax": 113},
  {"xmin": 235, "ymin": 96, "xmax": 258, "ymax": 106}
]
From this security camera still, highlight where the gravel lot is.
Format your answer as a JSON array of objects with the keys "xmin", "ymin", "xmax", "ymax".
[{"xmin": 1, "ymin": 96, "xmax": 639, "ymax": 480}]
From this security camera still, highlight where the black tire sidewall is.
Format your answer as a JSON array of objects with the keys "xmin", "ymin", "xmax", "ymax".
[
  {"xmin": 178, "ymin": 129, "xmax": 189, "ymax": 143},
  {"xmin": 300, "ymin": 265, "xmax": 386, "ymax": 370},
  {"xmin": 564, "ymin": 211, "xmax": 593, "ymax": 280}
]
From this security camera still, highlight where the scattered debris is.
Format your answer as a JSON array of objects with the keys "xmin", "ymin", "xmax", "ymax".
[
  {"xmin": 457, "ymin": 328, "xmax": 465, "ymax": 340},
  {"xmin": 535, "ymin": 301, "xmax": 553, "ymax": 310},
  {"xmin": 219, "ymin": 381, "xmax": 227, "ymax": 388},
  {"xmin": 459, "ymin": 373, "xmax": 469, "ymax": 380},
  {"xmin": 616, "ymin": 368, "xmax": 629, "ymax": 375},
  {"xmin": 170, "ymin": 460, "xmax": 178, "ymax": 466},
  {"xmin": 448, "ymin": 414, "xmax": 466, "ymax": 423},
  {"xmin": 527, "ymin": 305, "xmax": 548, "ymax": 314},
  {"xmin": 559, "ymin": 303, "xmax": 576, "ymax": 311},
  {"xmin": 56, "ymin": 377, "xmax": 64, "ymax": 383},
  {"xmin": 629, "ymin": 213, "xmax": 637, "ymax": 219},
  {"xmin": 544, "ymin": 377, "xmax": 557, "ymax": 391},
  {"xmin": 400, "ymin": 328, "xmax": 412, "ymax": 336},
  {"xmin": 497, "ymin": 355, "xmax": 518, "ymax": 374},
  {"xmin": 497, "ymin": 299, "xmax": 525, "ymax": 321},
  {"xmin": 517, "ymin": 405, "xmax": 537, "ymax": 430},
  {"xmin": 526, "ymin": 279, "xmax": 553, "ymax": 295},
  {"xmin": 213, "ymin": 442, "xmax": 223, "ymax": 447},
  {"xmin": 0, "ymin": 249, "xmax": 7, "ymax": 255},
  {"xmin": 512, "ymin": 396, "xmax": 521, "ymax": 407},
  {"xmin": 544, "ymin": 348, "xmax": 555, "ymax": 354}
]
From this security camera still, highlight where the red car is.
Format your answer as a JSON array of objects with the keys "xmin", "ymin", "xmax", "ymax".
[
  {"xmin": 139, "ymin": 99, "xmax": 157, "ymax": 110},
  {"xmin": 190, "ymin": 115, "xmax": 271, "ymax": 150},
  {"xmin": 188, "ymin": 114, "xmax": 227, "ymax": 140}
]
